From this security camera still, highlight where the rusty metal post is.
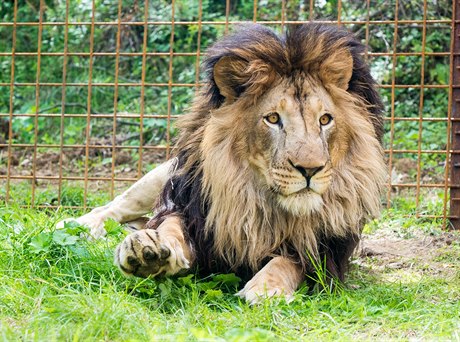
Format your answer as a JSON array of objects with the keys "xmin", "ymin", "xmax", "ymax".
[{"xmin": 450, "ymin": 1, "xmax": 460, "ymax": 229}]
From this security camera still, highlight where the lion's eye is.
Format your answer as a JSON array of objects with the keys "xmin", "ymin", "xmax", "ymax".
[
  {"xmin": 319, "ymin": 114, "xmax": 333, "ymax": 126},
  {"xmin": 265, "ymin": 112, "xmax": 281, "ymax": 125}
]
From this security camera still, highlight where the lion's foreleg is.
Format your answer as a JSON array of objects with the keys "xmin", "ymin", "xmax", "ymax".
[
  {"xmin": 237, "ymin": 256, "xmax": 304, "ymax": 305},
  {"xmin": 57, "ymin": 159, "xmax": 175, "ymax": 238},
  {"xmin": 115, "ymin": 215, "xmax": 196, "ymax": 278}
]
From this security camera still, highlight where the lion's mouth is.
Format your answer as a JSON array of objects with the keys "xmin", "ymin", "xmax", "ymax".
[
  {"xmin": 277, "ymin": 186, "xmax": 317, "ymax": 197},
  {"xmin": 271, "ymin": 174, "xmax": 330, "ymax": 198}
]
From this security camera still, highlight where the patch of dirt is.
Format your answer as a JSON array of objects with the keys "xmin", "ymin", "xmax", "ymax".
[
  {"xmin": 390, "ymin": 156, "xmax": 445, "ymax": 188},
  {"xmin": 357, "ymin": 229, "xmax": 459, "ymax": 281}
]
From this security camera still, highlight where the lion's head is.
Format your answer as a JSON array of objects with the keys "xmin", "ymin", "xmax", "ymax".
[
  {"xmin": 159, "ymin": 23, "xmax": 387, "ymax": 279},
  {"xmin": 209, "ymin": 73, "xmax": 348, "ymax": 216}
]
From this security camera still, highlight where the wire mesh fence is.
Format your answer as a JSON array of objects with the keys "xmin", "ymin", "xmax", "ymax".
[{"xmin": 0, "ymin": 0, "xmax": 456, "ymax": 227}]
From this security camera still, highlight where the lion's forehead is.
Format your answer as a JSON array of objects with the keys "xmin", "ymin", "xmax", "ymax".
[{"xmin": 265, "ymin": 79, "xmax": 334, "ymax": 122}]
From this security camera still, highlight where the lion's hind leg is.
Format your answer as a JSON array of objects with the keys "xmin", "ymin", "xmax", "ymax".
[
  {"xmin": 115, "ymin": 215, "xmax": 195, "ymax": 278},
  {"xmin": 237, "ymin": 256, "xmax": 304, "ymax": 305}
]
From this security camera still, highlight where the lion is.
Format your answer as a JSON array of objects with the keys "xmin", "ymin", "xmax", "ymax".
[{"xmin": 59, "ymin": 23, "xmax": 386, "ymax": 304}]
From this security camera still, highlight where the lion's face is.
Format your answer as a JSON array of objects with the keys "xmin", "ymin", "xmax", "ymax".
[
  {"xmin": 204, "ymin": 72, "xmax": 355, "ymax": 216},
  {"xmin": 248, "ymin": 76, "xmax": 337, "ymax": 214}
]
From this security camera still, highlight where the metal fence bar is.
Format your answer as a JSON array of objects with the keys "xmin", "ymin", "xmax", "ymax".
[
  {"xmin": 450, "ymin": 0, "xmax": 460, "ymax": 229},
  {"xmin": 0, "ymin": 82, "xmax": 451, "ymax": 88},
  {"xmin": 0, "ymin": 19, "xmax": 451, "ymax": 26},
  {"xmin": 165, "ymin": 0, "xmax": 176, "ymax": 159},
  {"xmin": 415, "ymin": 0, "xmax": 428, "ymax": 216},
  {"xmin": 337, "ymin": 0, "xmax": 342, "ymax": 26},
  {"xmin": 0, "ymin": 51, "xmax": 452, "ymax": 58},
  {"xmin": 364, "ymin": 0, "xmax": 370, "ymax": 61},
  {"xmin": 57, "ymin": 0, "xmax": 70, "ymax": 205},
  {"xmin": 30, "ymin": 0, "xmax": 45, "ymax": 206},
  {"xmin": 0, "ymin": 143, "xmax": 452, "ymax": 154},
  {"xmin": 386, "ymin": 0, "xmax": 399, "ymax": 209},
  {"xmin": 137, "ymin": 0, "xmax": 149, "ymax": 179},
  {"xmin": 83, "ymin": 0, "xmax": 97, "ymax": 209},
  {"xmin": 0, "ymin": 114, "xmax": 454, "ymax": 121},
  {"xmin": 442, "ymin": 0, "xmax": 455, "ymax": 228},
  {"xmin": 194, "ymin": 0, "xmax": 203, "ymax": 91},
  {"xmin": 110, "ymin": 0, "xmax": 123, "ymax": 199},
  {"xmin": 5, "ymin": 0, "xmax": 18, "ymax": 203},
  {"xmin": 0, "ymin": 174, "xmax": 451, "ymax": 188}
]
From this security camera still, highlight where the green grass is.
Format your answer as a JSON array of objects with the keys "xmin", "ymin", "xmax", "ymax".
[{"xmin": 1, "ymin": 199, "xmax": 459, "ymax": 340}]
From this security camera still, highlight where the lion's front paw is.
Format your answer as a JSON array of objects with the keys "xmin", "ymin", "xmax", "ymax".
[
  {"xmin": 236, "ymin": 256, "xmax": 303, "ymax": 305},
  {"xmin": 115, "ymin": 229, "xmax": 191, "ymax": 278},
  {"xmin": 236, "ymin": 276, "xmax": 294, "ymax": 305}
]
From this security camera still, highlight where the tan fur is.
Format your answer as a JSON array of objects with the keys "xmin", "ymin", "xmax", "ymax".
[{"xmin": 147, "ymin": 25, "xmax": 387, "ymax": 299}]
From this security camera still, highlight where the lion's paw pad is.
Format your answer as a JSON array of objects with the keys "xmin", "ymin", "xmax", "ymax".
[{"xmin": 115, "ymin": 229, "xmax": 190, "ymax": 278}]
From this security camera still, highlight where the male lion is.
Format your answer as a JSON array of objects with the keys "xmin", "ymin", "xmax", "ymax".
[{"xmin": 60, "ymin": 23, "xmax": 386, "ymax": 304}]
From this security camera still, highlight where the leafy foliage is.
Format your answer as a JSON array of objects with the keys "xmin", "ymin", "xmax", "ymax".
[{"xmin": 0, "ymin": 0, "xmax": 451, "ymax": 149}]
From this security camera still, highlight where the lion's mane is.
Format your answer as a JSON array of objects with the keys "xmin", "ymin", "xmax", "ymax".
[{"xmin": 149, "ymin": 23, "xmax": 386, "ymax": 282}]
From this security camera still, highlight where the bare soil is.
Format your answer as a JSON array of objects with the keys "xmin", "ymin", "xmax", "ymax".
[{"xmin": 358, "ymin": 228, "xmax": 459, "ymax": 281}]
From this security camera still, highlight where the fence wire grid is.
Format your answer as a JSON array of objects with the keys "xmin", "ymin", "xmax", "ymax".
[{"xmin": 0, "ymin": 0, "xmax": 457, "ymax": 228}]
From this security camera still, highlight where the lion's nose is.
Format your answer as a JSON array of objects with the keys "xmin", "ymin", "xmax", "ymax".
[
  {"xmin": 289, "ymin": 160, "xmax": 325, "ymax": 186},
  {"xmin": 304, "ymin": 166, "xmax": 325, "ymax": 179}
]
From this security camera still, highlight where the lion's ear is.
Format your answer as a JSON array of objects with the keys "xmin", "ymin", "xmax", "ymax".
[
  {"xmin": 213, "ymin": 56, "xmax": 249, "ymax": 100},
  {"xmin": 319, "ymin": 48, "xmax": 353, "ymax": 90},
  {"xmin": 213, "ymin": 56, "xmax": 275, "ymax": 101}
]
